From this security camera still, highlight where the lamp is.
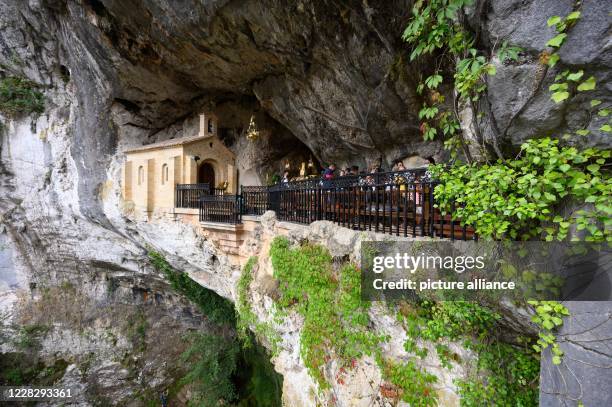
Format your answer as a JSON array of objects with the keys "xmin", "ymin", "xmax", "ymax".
[{"xmin": 246, "ymin": 115, "xmax": 260, "ymax": 141}]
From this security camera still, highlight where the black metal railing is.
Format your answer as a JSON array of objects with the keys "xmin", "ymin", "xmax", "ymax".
[
  {"xmin": 241, "ymin": 186, "xmax": 269, "ymax": 215},
  {"xmin": 176, "ymin": 183, "xmax": 210, "ymax": 208},
  {"xmin": 177, "ymin": 168, "xmax": 474, "ymax": 239},
  {"xmin": 267, "ymin": 181, "xmax": 473, "ymax": 239},
  {"xmin": 199, "ymin": 195, "xmax": 242, "ymax": 224},
  {"xmin": 242, "ymin": 168, "xmax": 474, "ymax": 239}
]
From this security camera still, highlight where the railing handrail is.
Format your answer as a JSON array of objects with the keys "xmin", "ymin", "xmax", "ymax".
[
  {"xmin": 240, "ymin": 174, "xmax": 474, "ymax": 240},
  {"xmin": 268, "ymin": 168, "xmax": 431, "ymax": 191},
  {"xmin": 180, "ymin": 170, "xmax": 473, "ymax": 240},
  {"xmin": 176, "ymin": 183, "xmax": 210, "ymax": 190},
  {"xmin": 200, "ymin": 194, "xmax": 239, "ymax": 202}
]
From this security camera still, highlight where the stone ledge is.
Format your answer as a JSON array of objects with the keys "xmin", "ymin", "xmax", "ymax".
[
  {"xmin": 199, "ymin": 221, "xmax": 244, "ymax": 232},
  {"xmin": 241, "ymin": 215, "xmax": 262, "ymax": 222},
  {"xmin": 173, "ymin": 208, "xmax": 199, "ymax": 215}
]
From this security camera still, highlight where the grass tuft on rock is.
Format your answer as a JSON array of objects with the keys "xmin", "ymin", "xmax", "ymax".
[{"xmin": 0, "ymin": 76, "xmax": 44, "ymax": 117}]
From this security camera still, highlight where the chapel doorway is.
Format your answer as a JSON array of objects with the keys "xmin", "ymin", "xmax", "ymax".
[{"xmin": 198, "ymin": 162, "xmax": 215, "ymax": 187}]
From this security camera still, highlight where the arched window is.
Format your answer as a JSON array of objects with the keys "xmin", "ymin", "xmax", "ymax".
[
  {"xmin": 137, "ymin": 166, "xmax": 144, "ymax": 185},
  {"xmin": 207, "ymin": 118, "xmax": 214, "ymax": 133},
  {"xmin": 161, "ymin": 164, "xmax": 168, "ymax": 184}
]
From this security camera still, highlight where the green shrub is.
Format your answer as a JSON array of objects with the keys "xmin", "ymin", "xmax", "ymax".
[
  {"xmin": 378, "ymin": 356, "xmax": 438, "ymax": 407},
  {"xmin": 270, "ymin": 237, "xmax": 386, "ymax": 388},
  {"xmin": 14, "ymin": 324, "xmax": 50, "ymax": 350},
  {"xmin": 431, "ymin": 138, "xmax": 611, "ymax": 241},
  {"xmin": 455, "ymin": 341, "xmax": 539, "ymax": 407},
  {"xmin": 180, "ymin": 333, "xmax": 240, "ymax": 407},
  {"xmin": 396, "ymin": 300, "xmax": 539, "ymax": 407},
  {"xmin": 0, "ymin": 76, "xmax": 44, "ymax": 117},
  {"xmin": 236, "ymin": 256, "xmax": 280, "ymax": 353}
]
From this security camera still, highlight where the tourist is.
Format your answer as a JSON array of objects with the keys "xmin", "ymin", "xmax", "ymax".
[
  {"xmin": 339, "ymin": 169, "xmax": 347, "ymax": 177},
  {"xmin": 363, "ymin": 166, "xmax": 377, "ymax": 187},
  {"xmin": 281, "ymin": 170, "xmax": 290, "ymax": 184},
  {"xmin": 323, "ymin": 164, "xmax": 336, "ymax": 180},
  {"xmin": 350, "ymin": 165, "xmax": 359, "ymax": 175}
]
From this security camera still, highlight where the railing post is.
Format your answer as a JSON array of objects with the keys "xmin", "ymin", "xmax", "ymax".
[{"xmin": 429, "ymin": 183, "xmax": 435, "ymax": 237}]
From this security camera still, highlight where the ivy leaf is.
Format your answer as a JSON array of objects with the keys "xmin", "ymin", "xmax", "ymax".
[
  {"xmin": 565, "ymin": 11, "xmax": 581, "ymax": 22},
  {"xmin": 590, "ymin": 99, "xmax": 602, "ymax": 107},
  {"xmin": 549, "ymin": 82, "xmax": 568, "ymax": 91},
  {"xmin": 552, "ymin": 355, "xmax": 562, "ymax": 365},
  {"xmin": 546, "ymin": 33, "xmax": 567, "ymax": 48},
  {"xmin": 566, "ymin": 70, "xmax": 583, "ymax": 81},
  {"xmin": 601, "ymin": 124, "xmax": 612, "ymax": 133},
  {"xmin": 576, "ymin": 129, "xmax": 590, "ymax": 136},
  {"xmin": 577, "ymin": 76, "xmax": 596, "ymax": 91},
  {"xmin": 586, "ymin": 164, "xmax": 600, "ymax": 173},
  {"xmin": 425, "ymin": 74, "xmax": 443, "ymax": 89},
  {"xmin": 547, "ymin": 16, "xmax": 561, "ymax": 27},
  {"xmin": 547, "ymin": 53, "xmax": 560, "ymax": 67},
  {"xmin": 559, "ymin": 164, "xmax": 571, "ymax": 172},
  {"xmin": 551, "ymin": 91, "xmax": 569, "ymax": 103}
]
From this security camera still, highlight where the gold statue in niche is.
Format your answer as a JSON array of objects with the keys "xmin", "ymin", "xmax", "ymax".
[{"xmin": 299, "ymin": 162, "xmax": 306, "ymax": 178}]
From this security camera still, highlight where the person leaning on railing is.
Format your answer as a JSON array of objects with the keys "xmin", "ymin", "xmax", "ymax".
[
  {"xmin": 321, "ymin": 163, "xmax": 336, "ymax": 188},
  {"xmin": 281, "ymin": 170, "xmax": 290, "ymax": 184}
]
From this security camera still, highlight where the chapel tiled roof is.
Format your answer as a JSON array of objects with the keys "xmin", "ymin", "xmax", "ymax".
[{"xmin": 123, "ymin": 134, "xmax": 213, "ymax": 153}]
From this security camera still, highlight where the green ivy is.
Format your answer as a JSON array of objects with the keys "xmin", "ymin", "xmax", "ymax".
[
  {"xmin": 430, "ymin": 138, "xmax": 611, "ymax": 241},
  {"xmin": 377, "ymin": 354, "xmax": 438, "ymax": 407},
  {"xmin": 455, "ymin": 341, "xmax": 539, "ymax": 407},
  {"xmin": 396, "ymin": 301, "xmax": 539, "ymax": 406},
  {"xmin": 528, "ymin": 300, "xmax": 570, "ymax": 365},
  {"xmin": 179, "ymin": 332, "xmax": 240, "ymax": 407},
  {"xmin": 236, "ymin": 256, "xmax": 281, "ymax": 353},
  {"xmin": 403, "ymin": 0, "xmax": 520, "ymax": 159},
  {"xmin": 270, "ymin": 237, "xmax": 386, "ymax": 389},
  {"xmin": 0, "ymin": 76, "xmax": 45, "ymax": 117},
  {"xmin": 543, "ymin": 10, "xmax": 611, "ymax": 136}
]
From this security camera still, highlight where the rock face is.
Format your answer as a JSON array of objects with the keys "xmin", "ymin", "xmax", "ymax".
[
  {"xmin": 1, "ymin": 0, "xmax": 611, "ymax": 406},
  {"xmin": 539, "ymin": 302, "xmax": 612, "ymax": 407},
  {"xmin": 479, "ymin": 0, "xmax": 611, "ymax": 152},
  {"xmin": 239, "ymin": 212, "xmax": 470, "ymax": 407}
]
